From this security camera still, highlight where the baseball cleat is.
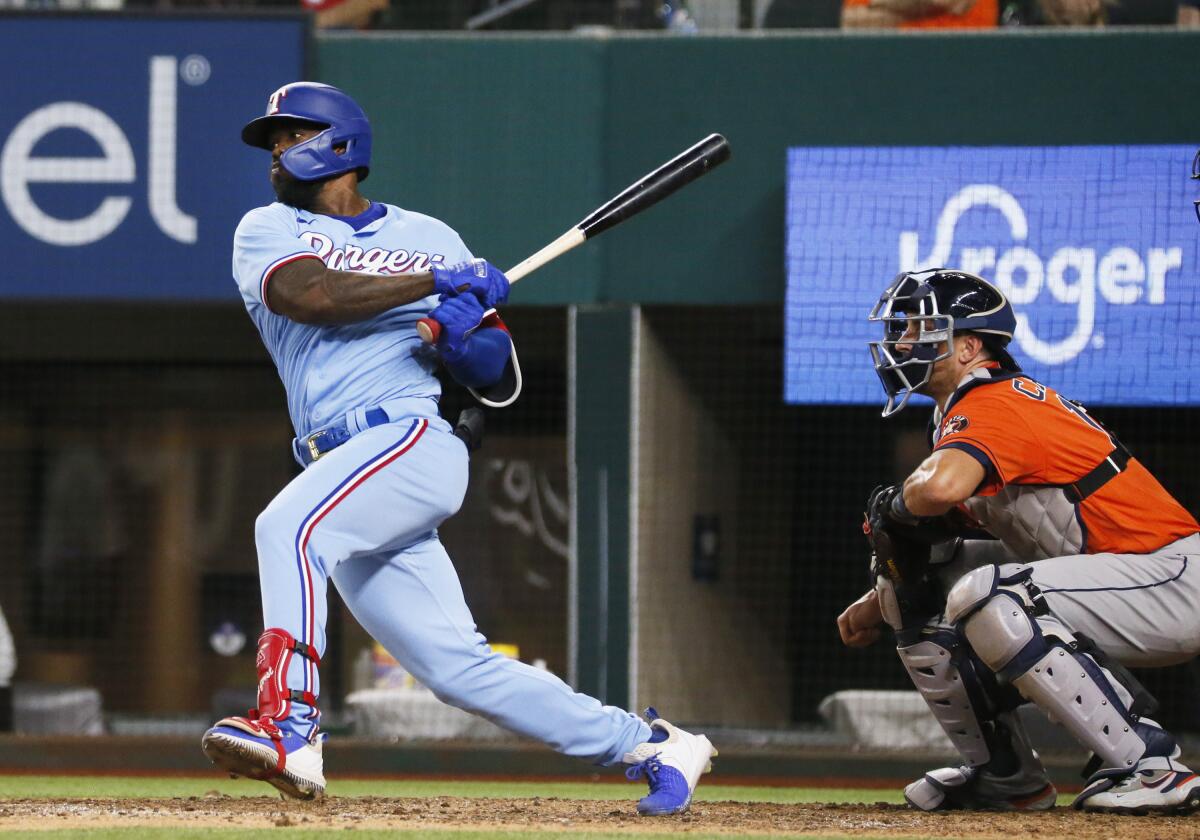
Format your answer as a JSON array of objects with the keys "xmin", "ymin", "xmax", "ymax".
[
  {"xmin": 1074, "ymin": 755, "xmax": 1200, "ymax": 814},
  {"xmin": 905, "ymin": 764, "xmax": 1057, "ymax": 812},
  {"xmin": 201, "ymin": 716, "xmax": 326, "ymax": 800},
  {"xmin": 623, "ymin": 708, "xmax": 717, "ymax": 816}
]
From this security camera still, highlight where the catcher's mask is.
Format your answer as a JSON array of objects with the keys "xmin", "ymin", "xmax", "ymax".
[{"xmin": 868, "ymin": 268, "xmax": 1019, "ymax": 417}]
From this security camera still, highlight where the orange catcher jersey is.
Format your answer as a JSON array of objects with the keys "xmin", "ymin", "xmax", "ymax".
[{"xmin": 932, "ymin": 370, "xmax": 1198, "ymax": 557}]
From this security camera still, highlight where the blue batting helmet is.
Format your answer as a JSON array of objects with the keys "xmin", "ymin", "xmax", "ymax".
[
  {"xmin": 868, "ymin": 268, "xmax": 1019, "ymax": 417},
  {"xmin": 242, "ymin": 82, "xmax": 372, "ymax": 182}
]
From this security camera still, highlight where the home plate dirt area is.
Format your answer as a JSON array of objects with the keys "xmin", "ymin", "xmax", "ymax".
[{"xmin": 0, "ymin": 795, "xmax": 1195, "ymax": 837}]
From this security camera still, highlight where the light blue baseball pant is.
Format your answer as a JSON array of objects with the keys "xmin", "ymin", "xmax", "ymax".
[{"xmin": 253, "ymin": 413, "xmax": 651, "ymax": 765}]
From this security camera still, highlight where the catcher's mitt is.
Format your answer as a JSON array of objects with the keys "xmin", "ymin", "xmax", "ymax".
[
  {"xmin": 862, "ymin": 485, "xmax": 994, "ymax": 629},
  {"xmin": 863, "ymin": 485, "xmax": 932, "ymax": 588}
]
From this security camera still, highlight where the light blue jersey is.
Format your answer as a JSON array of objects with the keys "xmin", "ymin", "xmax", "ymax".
[{"xmin": 232, "ymin": 201, "xmax": 473, "ymax": 439}]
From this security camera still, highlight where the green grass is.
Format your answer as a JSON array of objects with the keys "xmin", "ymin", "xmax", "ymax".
[{"xmin": 0, "ymin": 775, "xmax": 905, "ymax": 804}]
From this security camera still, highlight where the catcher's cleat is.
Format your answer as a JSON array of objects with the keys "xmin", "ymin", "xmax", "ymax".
[
  {"xmin": 623, "ymin": 708, "xmax": 717, "ymax": 816},
  {"xmin": 202, "ymin": 716, "xmax": 326, "ymax": 800},
  {"xmin": 1074, "ymin": 754, "xmax": 1200, "ymax": 815},
  {"xmin": 905, "ymin": 764, "xmax": 1057, "ymax": 812}
]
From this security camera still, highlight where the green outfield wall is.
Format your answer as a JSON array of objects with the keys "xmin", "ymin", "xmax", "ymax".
[{"xmin": 318, "ymin": 29, "xmax": 1200, "ymax": 307}]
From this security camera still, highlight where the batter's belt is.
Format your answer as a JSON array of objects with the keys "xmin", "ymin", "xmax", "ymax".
[
  {"xmin": 292, "ymin": 398, "xmax": 480, "ymax": 466},
  {"xmin": 294, "ymin": 407, "xmax": 391, "ymax": 466}
]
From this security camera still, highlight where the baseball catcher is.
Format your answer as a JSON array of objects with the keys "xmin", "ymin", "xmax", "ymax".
[{"xmin": 838, "ymin": 268, "xmax": 1200, "ymax": 814}]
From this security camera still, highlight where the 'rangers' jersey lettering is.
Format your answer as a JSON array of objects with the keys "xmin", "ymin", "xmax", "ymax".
[
  {"xmin": 232, "ymin": 201, "xmax": 473, "ymax": 439},
  {"xmin": 933, "ymin": 368, "xmax": 1198, "ymax": 557},
  {"xmin": 298, "ymin": 232, "xmax": 441, "ymax": 274}
]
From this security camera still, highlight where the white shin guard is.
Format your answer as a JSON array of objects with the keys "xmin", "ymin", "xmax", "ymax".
[
  {"xmin": 1009, "ymin": 646, "xmax": 1146, "ymax": 773},
  {"xmin": 898, "ymin": 637, "xmax": 991, "ymax": 766}
]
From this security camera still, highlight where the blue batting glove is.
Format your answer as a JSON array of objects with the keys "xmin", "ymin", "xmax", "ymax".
[
  {"xmin": 431, "ymin": 259, "xmax": 510, "ymax": 308},
  {"xmin": 430, "ymin": 294, "xmax": 487, "ymax": 362}
]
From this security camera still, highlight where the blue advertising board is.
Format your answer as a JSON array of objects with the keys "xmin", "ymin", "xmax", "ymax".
[
  {"xmin": 0, "ymin": 15, "xmax": 306, "ymax": 300},
  {"xmin": 785, "ymin": 146, "xmax": 1200, "ymax": 407}
]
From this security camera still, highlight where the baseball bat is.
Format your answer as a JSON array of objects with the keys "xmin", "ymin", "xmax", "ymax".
[{"xmin": 416, "ymin": 133, "xmax": 731, "ymax": 344}]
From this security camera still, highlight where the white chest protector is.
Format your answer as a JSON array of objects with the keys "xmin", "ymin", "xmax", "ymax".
[
  {"xmin": 962, "ymin": 487, "xmax": 1083, "ymax": 561},
  {"xmin": 931, "ymin": 370, "xmax": 1086, "ymax": 561}
]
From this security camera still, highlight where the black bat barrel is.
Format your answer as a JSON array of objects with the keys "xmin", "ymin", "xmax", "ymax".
[{"xmin": 576, "ymin": 133, "xmax": 731, "ymax": 240}]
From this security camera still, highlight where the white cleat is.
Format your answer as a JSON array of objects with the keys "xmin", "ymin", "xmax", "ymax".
[
  {"xmin": 623, "ymin": 708, "xmax": 717, "ymax": 816},
  {"xmin": 201, "ymin": 716, "xmax": 326, "ymax": 800},
  {"xmin": 1074, "ymin": 755, "xmax": 1200, "ymax": 814}
]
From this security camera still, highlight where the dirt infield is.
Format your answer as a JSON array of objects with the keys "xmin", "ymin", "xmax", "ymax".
[{"xmin": 0, "ymin": 795, "xmax": 1195, "ymax": 838}]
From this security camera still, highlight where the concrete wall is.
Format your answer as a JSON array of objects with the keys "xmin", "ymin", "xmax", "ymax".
[{"xmin": 633, "ymin": 309, "xmax": 790, "ymax": 724}]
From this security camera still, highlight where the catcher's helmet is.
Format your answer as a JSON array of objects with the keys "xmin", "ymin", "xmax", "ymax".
[
  {"xmin": 242, "ymin": 82, "xmax": 371, "ymax": 182},
  {"xmin": 868, "ymin": 268, "xmax": 1019, "ymax": 417}
]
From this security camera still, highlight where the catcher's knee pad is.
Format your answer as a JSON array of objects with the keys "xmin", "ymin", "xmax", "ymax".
[
  {"xmin": 960, "ymin": 595, "xmax": 1037, "ymax": 675},
  {"xmin": 898, "ymin": 630, "xmax": 992, "ymax": 766},
  {"xmin": 945, "ymin": 565, "xmax": 997, "ymax": 624},
  {"xmin": 945, "ymin": 564, "xmax": 1033, "ymax": 625}
]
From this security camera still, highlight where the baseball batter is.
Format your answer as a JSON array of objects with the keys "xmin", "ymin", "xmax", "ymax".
[
  {"xmin": 839, "ymin": 269, "xmax": 1200, "ymax": 814},
  {"xmin": 200, "ymin": 82, "xmax": 716, "ymax": 816}
]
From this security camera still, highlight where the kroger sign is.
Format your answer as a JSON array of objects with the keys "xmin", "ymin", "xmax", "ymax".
[
  {"xmin": 0, "ymin": 16, "xmax": 305, "ymax": 300},
  {"xmin": 784, "ymin": 145, "xmax": 1200, "ymax": 407}
]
